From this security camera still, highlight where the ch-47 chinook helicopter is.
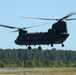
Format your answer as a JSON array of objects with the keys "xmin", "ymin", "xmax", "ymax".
[{"xmin": 0, "ymin": 13, "xmax": 76, "ymax": 49}]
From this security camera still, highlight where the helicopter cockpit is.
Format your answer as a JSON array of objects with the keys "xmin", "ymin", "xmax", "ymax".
[{"xmin": 19, "ymin": 29, "xmax": 27, "ymax": 36}]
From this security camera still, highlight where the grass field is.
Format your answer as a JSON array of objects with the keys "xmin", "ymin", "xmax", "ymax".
[{"xmin": 0, "ymin": 68, "xmax": 76, "ymax": 75}]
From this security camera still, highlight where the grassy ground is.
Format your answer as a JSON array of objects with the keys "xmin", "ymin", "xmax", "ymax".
[{"xmin": 0, "ymin": 68, "xmax": 76, "ymax": 75}]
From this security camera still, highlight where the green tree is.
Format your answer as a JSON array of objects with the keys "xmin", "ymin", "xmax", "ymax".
[
  {"xmin": 16, "ymin": 59, "xmax": 24, "ymax": 67},
  {"xmin": 65, "ymin": 60, "xmax": 73, "ymax": 67}
]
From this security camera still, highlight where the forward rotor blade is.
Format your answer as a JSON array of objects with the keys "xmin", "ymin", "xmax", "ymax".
[
  {"xmin": 20, "ymin": 16, "xmax": 59, "ymax": 21},
  {"xmin": 12, "ymin": 22, "xmax": 50, "ymax": 32},
  {"xmin": 0, "ymin": 22, "xmax": 51, "ymax": 32},
  {"xmin": 23, "ymin": 22, "xmax": 51, "ymax": 29},
  {"xmin": 59, "ymin": 12, "xmax": 76, "ymax": 21},
  {"xmin": 0, "ymin": 24, "xmax": 18, "ymax": 29}
]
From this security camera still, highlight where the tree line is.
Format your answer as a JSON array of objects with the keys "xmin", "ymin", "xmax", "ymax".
[{"xmin": 0, "ymin": 48, "xmax": 76, "ymax": 67}]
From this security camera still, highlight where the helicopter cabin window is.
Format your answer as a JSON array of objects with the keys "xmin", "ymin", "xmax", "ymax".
[
  {"xmin": 33, "ymin": 36, "xmax": 36, "ymax": 40},
  {"xmin": 26, "ymin": 36, "xmax": 30, "ymax": 40}
]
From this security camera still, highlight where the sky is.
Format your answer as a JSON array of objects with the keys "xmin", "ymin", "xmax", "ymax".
[{"xmin": 0, "ymin": 0, "xmax": 76, "ymax": 50}]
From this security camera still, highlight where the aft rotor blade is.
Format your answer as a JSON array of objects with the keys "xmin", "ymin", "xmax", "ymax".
[
  {"xmin": 20, "ymin": 16, "xmax": 59, "ymax": 21},
  {"xmin": 20, "ymin": 12, "xmax": 76, "ymax": 21},
  {"xmin": 59, "ymin": 12, "xmax": 76, "ymax": 21},
  {"xmin": 0, "ymin": 24, "xmax": 18, "ymax": 29},
  {"xmin": 20, "ymin": 16, "xmax": 76, "ymax": 21},
  {"xmin": 65, "ymin": 18, "xmax": 76, "ymax": 20}
]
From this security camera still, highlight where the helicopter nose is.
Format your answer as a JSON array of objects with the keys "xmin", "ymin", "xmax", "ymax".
[{"xmin": 14, "ymin": 39, "xmax": 19, "ymax": 45}]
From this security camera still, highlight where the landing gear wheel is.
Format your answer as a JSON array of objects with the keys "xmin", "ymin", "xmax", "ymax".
[
  {"xmin": 28, "ymin": 46, "xmax": 31, "ymax": 49},
  {"xmin": 62, "ymin": 44, "xmax": 64, "ymax": 47},
  {"xmin": 51, "ymin": 44, "xmax": 53, "ymax": 47},
  {"xmin": 38, "ymin": 46, "xmax": 42, "ymax": 50}
]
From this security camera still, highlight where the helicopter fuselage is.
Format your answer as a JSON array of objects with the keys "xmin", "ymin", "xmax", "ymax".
[
  {"xmin": 15, "ymin": 31, "xmax": 69, "ymax": 46},
  {"xmin": 15, "ymin": 20, "xmax": 69, "ymax": 47}
]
